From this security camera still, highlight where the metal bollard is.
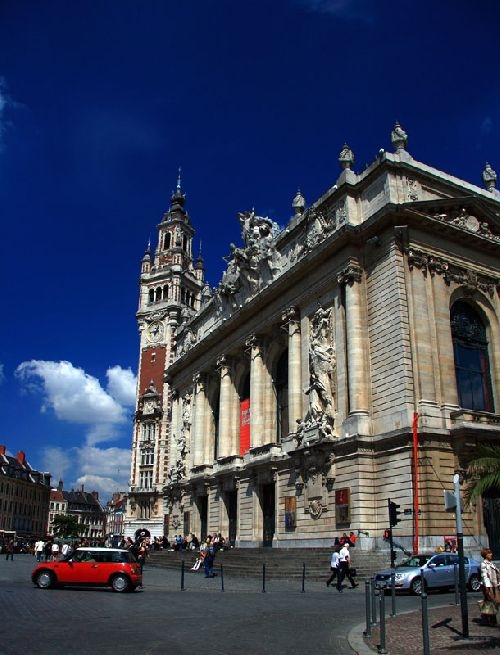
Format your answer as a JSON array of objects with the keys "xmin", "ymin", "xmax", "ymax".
[
  {"xmin": 377, "ymin": 582, "xmax": 388, "ymax": 654},
  {"xmin": 371, "ymin": 578, "xmax": 378, "ymax": 626},
  {"xmin": 364, "ymin": 580, "xmax": 372, "ymax": 637},
  {"xmin": 421, "ymin": 591, "xmax": 430, "ymax": 655},
  {"xmin": 301, "ymin": 562, "xmax": 306, "ymax": 593},
  {"xmin": 262, "ymin": 562, "xmax": 266, "ymax": 593},
  {"xmin": 181, "ymin": 560, "xmax": 185, "ymax": 591},
  {"xmin": 390, "ymin": 570, "xmax": 396, "ymax": 617},
  {"xmin": 221, "ymin": 563, "xmax": 224, "ymax": 592}
]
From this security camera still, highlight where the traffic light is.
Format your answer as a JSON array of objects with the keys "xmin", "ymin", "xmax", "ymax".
[
  {"xmin": 383, "ymin": 528, "xmax": 391, "ymax": 540},
  {"xmin": 389, "ymin": 500, "xmax": 401, "ymax": 527}
]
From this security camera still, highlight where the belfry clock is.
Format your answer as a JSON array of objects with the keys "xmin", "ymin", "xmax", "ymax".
[{"xmin": 146, "ymin": 321, "xmax": 163, "ymax": 343}]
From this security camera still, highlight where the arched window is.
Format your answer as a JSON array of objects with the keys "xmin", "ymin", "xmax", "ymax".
[
  {"xmin": 275, "ymin": 350, "xmax": 289, "ymax": 443},
  {"xmin": 451, "ymin": 301, "xmax": 494, "ymax": 412}
]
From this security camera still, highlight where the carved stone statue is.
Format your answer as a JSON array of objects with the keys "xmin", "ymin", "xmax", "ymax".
[
  {"xmin": 482, "ymin": 162, "xmax": 497, "ymax": 191},
  {"xmin": 295, "ymin": 306, "xmax": 336, "ymax": 445},
  {"xmin": 391, "ymin": 122, "xmax": 408, "ymax": 150},
  {"xmin": 339, "ymin": 143, "xmax": 354, "ymax": 170}
]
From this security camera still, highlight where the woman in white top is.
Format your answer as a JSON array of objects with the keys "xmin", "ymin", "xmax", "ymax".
[{"xmin": 480, "ymin": 547, "xmax": 500, "ymax": 625}]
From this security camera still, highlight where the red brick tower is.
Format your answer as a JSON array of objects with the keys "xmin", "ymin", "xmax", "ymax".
[{"xmin": 125, "ymin": 173, "xmax": 205, "ymax": 539}]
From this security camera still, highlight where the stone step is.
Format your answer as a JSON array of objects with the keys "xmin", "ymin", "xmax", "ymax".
[{"xmin": 147, "ymin": 547, "xmax": 391, "ymax": 580}]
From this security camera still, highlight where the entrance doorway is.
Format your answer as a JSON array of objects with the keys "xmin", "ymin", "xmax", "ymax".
[
  {"xmin": 225, "ymin": 490, "xmax": 237, "ymax": 547},
  {"xmin": 483, "ymin": 490, "xmax": 500, "ymax": 559},
  {"xmin": 197, "ymin": 495, "xmax": 208, "ymax": 540},
  {"xmin": 261, "ymin": 483, "xmax": 275, "ymax": 547}
]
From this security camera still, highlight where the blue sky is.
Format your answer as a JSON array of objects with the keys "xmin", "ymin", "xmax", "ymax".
[{"xmin": 1, "ymin": 0, "xmax": 499, "ymax": 502}]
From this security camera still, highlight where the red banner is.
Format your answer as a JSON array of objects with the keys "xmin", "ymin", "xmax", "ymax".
[{"xmin": 239, "ymin": 398, "xmax": 250, "ymax": 455}]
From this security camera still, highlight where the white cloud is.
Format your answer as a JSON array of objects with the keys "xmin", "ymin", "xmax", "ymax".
[
  {"xmin": 40, "ymin": 446, "xmax": 73, "ymax": 481},
  {"xmin": 41, "ymin": 443, "xmax": 131, "ymax": 498},
  {"xmin": 15, "ymin": 360, "xmax": 128, "ymax": 425},
  {"xmin": 15, "ymin": 360, "xmax": 137, "ymax": 499},
  {"xmin": 106, "ymin": 365, "xmax": 137, "ymax": 407}
]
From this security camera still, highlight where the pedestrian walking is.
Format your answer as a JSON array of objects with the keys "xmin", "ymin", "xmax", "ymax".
[
  {"xmin": 35, "ymin": 538, "xmax": 45, "ymax": 562},
  {"xmin": 338, "ymin": 542, "xmax": 358, "ymax": 589},
  {"xmin": 479, "ymin": 547, "xmax": 500, "ymax": 625},
  {"xmin": 203, "ymin": 536, "xmax": 216, "ymax": 578},
  {"xmin": 5, "ymin": 539, "xmax": 14, "ymax": 561},
  {"xmin": 326, "ymin": 544, "xmax": 342, "ymax": 590}
]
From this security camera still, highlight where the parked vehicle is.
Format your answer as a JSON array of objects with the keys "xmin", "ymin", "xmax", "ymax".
[
  {"xmin": 31, "ymin": 547, "xmax": 142, "ymax": 593},
  {"xmin": 373, "ymin": 552, "xmax": 481, "ymax": 595}
]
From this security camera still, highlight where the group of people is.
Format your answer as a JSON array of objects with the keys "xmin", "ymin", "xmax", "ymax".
[
  {"xmin": 190, "ymin": 533, "xmax": 227, "ymax": 578},
  {"xmin": 34, "ymin": 538, "xmax": 75, "ymax": 562},
  {"xmin": 326, "ymin": 541, "xmax": 358, "ymax": 592}
]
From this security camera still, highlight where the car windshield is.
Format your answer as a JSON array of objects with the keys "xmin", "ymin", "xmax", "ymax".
[{"xmin": 397, "ymin": 555, "xmax": 431, "ymax": 568}]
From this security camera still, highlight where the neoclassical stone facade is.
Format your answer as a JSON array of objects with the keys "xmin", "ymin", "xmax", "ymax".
[{"xmin": 127, "ymin": 126, "xmax": 500, "ymax": 553}]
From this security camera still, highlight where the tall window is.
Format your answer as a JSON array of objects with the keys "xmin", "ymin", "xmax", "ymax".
[
  {"xmin": 451, "ymin": 301, "xmax": 494, "ymax": 412},
  {"xmin": 141, "ymin": 422, "xmax": 156, "ymax": 442},
  {"xmin": 141, "ymin": 447, "xmax": 154, "ymax": 466}
]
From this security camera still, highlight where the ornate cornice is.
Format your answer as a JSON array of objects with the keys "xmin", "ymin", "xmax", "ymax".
[{"xmin": 407, "ymin": 246, "xmax": 499, "ymax": 296}]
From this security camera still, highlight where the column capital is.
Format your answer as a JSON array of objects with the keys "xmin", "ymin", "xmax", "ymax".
[
  {"xmin": 245, "ymin": 333, "xmax": 267, "ymax": 356},
  {"xmin": 281, "ymin": 306, "xmax": 301, "ymax": 333},
  {"xmin": 337, "ymin": 262, "xmax": 363, "ymax": 286},
  {"xmin": 216, "ymin": 354, "xmax": 234, "ymax": 379},
  {"xmin": 192, "ymin": 372, "xmax": 208, "ymax": 393}
]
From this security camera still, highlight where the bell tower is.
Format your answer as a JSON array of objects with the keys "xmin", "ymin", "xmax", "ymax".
[{"xmin": 125, "ymin": 173, "xmax": 205, "ymax": 539}]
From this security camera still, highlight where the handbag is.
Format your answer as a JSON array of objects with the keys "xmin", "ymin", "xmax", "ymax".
[{"xmin": 479, "ymin": 599, "xmax": 497, "ymax": 615}]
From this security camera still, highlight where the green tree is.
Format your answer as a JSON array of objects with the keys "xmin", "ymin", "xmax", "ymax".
[
  {"xmin": 52, "ymin": 514, "xmax": 81, "ymax": 538},
  {"xmin": 464, "ymin": 445, "xmax": 500, "ymax": 505}
]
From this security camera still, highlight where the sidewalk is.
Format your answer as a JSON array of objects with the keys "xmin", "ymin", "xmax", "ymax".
[{"xmin": 358, "ymin": 601, "xmax": 500, "ymax": 654}]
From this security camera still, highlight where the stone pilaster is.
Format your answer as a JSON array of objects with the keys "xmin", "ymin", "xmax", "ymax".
[{"xmin": 408, "ymin": 267, "xmax": 436, "ymax": 403}]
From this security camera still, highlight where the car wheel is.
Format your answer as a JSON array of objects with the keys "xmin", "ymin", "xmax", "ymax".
[
  {"xmin": 35, "ymin": 570, "xmax": 55, "ymax": 589},
  {"xmin": 410, "ymin": 577, "xmax": 425, "ymax": 595},
  {"xmin": 468, "ymin": 574, "xmax": 481, "ymax": 592},
  {"xmin": 111, "ymin": 574, "xmax": 130, "ymax": 593}
]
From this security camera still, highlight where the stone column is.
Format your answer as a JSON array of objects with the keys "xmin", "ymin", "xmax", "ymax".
[
  {"xmin": 337, "ymin": 263, "xmax": 369, "ymax": 416},
  {"xmin": 246, "ymin": 334, "xmax": 265, "ymax": 448},
  {"xmin": 191, "ymin": 376, "xmax": 206, "ymax": 467},
  {"xmin": 217, "ymin": 354, "xmax": 233, "ymax": 458},
  {"xmin": 282, "ymin": 306, "xmax": 302, "ymax": 433}
]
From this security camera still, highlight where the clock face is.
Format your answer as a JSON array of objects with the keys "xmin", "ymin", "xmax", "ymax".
[{"xmin": 146, "ymin": 321, "xmax": 163, "ymax": 343}]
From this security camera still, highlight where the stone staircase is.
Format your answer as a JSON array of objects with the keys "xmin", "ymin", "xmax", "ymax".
[{"xmin": 147, "ymin": 546, "xmax": 392, "ymax": 581}]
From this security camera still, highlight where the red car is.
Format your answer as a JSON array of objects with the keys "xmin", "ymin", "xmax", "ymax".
[{"xmin": 31, "ymin": 547, "xmax": 142, "ymax": 593}]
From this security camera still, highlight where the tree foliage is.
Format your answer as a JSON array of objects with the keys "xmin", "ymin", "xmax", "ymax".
[
  {"xmin": 52, "ymin": 514, "xmax": 81, "ymax": 538},
  {"xmin": 464, "ymin": 445, "xmax": 500, "ymax": 505}
]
